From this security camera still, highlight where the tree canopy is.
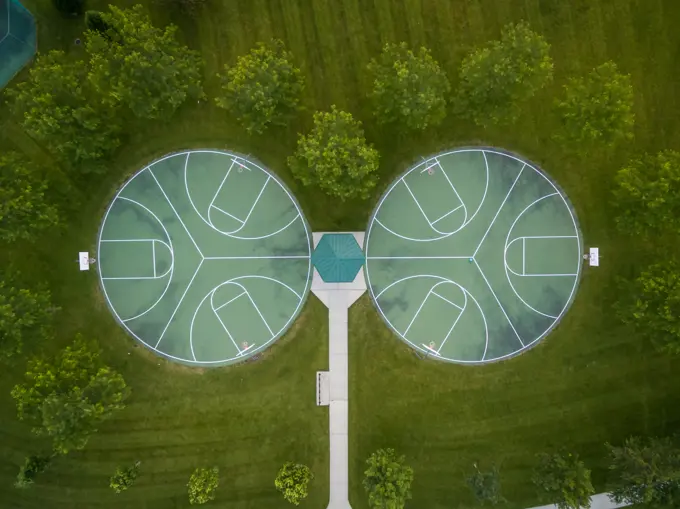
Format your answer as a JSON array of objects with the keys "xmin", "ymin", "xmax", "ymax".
[
  {"xmin": 362, "ymin": 448, "xmax": 414, "ymax": 509},
  {"xmin": 86, "ymin": 4, "xmax": 204, "ymax": 120},
  {"xmin": 367, "ymin": 42, "xmax": 450, "ymax": 130},
  {"xmin": 617, "ymin": 261, "xmax": 680, "ymax": 355},
  {"xmin": 14, "ymin": 455, "xmax": 51, "ymax": 489},
  {"xmin": 288, "ymin": 106, "xmax": 380, "ymax": 200},
  {"xmin": 110, "ymin": 461, "xmax": 141, "ymax": 493},
  {"xmin": 532, "ymin": 452, "xmax": 594, "ymax": 509},
  {"xmin": 187, "ymin": 466, "xmax": 219, "ymax": 505},
  {"xmin": 556, "ymin": 61, "xmax": 634, "ymax": 148},
  {"xmin": 0, "ymin": 277, "xmax": 56, "ymax": 360},
  {"xmin": 216, "ymin": 40, "xmax": 305, "ymax": 134},
  {"xmin": 5, "ymin": 50, "xmax": 121, "ymax": 171},
  {"xmin": 457, "ymin": 21, "xmax": 553, "ymax": 126},
  {"xmin": 11, "ymin": 337, "xmax": 130, "ymax": 455},
  {"xmin": 467, "ymin": 463, "xmax": 506, "ymax": 505},
  {"xmin": 613, "ymin": 150, "xmax": 680, "ymax": 236},
  {"xmin": 607, "ymin": 436, "xmax": 680, "ymax": 508},
  {"xmin": 275, "ymin": 462, "xmax": 314, "ymax": 505},
  {"xmin": 0, "ymin": 152, "xmax": 59, "ymax": 243}
]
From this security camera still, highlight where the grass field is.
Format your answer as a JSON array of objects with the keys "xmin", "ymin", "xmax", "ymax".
[{"xmin": 2, "ymin": 0, "xmax": 680, "ymax": 507}]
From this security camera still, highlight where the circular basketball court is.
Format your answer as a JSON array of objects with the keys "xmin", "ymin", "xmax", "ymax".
[
  {"xmin": 364, "ymin": 148, "xmax": 582, "ymax": 363},
  {"xmin": 97, "ymin": 150, "xmax": 312, "ymax": 366}
]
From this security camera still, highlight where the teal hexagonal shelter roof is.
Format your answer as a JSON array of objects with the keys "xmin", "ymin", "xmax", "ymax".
[{"xmin": 312, "ymin": 234, "xmax": 365, "ymax": 283}]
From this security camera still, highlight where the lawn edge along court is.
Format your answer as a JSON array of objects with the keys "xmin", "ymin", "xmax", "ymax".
[
  {"xmin": 97, "ymin": 150, "xmax": 312, "ymax": 366},
  {"xmin": 364, "ymin": 147, "xmax": 583, "ymax": 364}
]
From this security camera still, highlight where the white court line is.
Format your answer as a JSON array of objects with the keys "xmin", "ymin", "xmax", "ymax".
[
  {"xmin": 421, "ymin": 343, "xmax": 441, "ymax": 355},
  {"xmin": 103, "ymin": 276, "xmax": 164, "ymax": 280},
  {"xmin": 149, "ymin": 168, "xmax": 204, "ymax": 258},
  {"xmin": 367, "ymin": 255, "xmax": 471, "ymax": 260},
  {"xmin": 214, "ymin": 291, "xmax": 246, "ymax": 312},
  {"xmin": 237, "ymin": 342, "xmax": 256, "ymax": 357},
  {"xmin": 522, "ymin": 237, "xmax": 525, "ymax": 276},
  {"xmin": 209, "ymin": 289, "xmax": 243, "ymax": 355},
  {"xmin": 431, "ymin": 205, "xmax": 463, "ymax": 225},
  {"xmin": 155, "ymin": 260, "xmax": 204, "ymax": 348},
  {"xmin": 512, "ymin": 273, "xmax": 578, "ymax": 277},
  {"xmin": 438, "ymin": 307, "xmax": 465, "ymax": 354},
  {"xmin": 152, "ymin": 240, "xmax": 156, "ymax": 278},
  {"xmin": 419, "ymin": 162, "xmax": 439, "ymax": 173},
  {"xmin": 211, "ymin": 204, "xmax": 244, "ymax": 223},
  {"xmin": 401, "ymin": 178, "xmax": 433, "ymax": 225},
  {"xmin": 232, "ymin": 158, "xmax": 252, "ymax": 171},
  {"xmin": 207, "ymin": 158, "xmax": 236, "ymax": 219},
  {"xmin": 472, "ymin": 164, "xmax": 525, "ymax": 257},
  {"xmin": 231, "ymin": 176, "xmax": 271, "ymax": 234},
  {"xmin": 213, "ymin": 312, "xmax": 242, "ymax": 355},
  {"xmin": 204, "ymin": 255, "xmax": 310, "ymax": 260},
  {"xmin": 431, "ymin": 291, "xmax": 464, "ymax": 311},
  {"xmin": 244, "ymin": 291, "xmax": 274, "ymax": 335},
  {"xmin": 403, "ymin": 290, "xmax": 431, "ymax": 336},
  {"xmin": 473, "ymin": 259, "xmax": 525, "ymax": 347},
  {"xmin": 436, "ymin": 157, "xmax": 469, "ymax": 226}
]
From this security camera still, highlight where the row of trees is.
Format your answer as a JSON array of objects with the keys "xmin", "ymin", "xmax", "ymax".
[
  {"xmin": 611, "ymin": 149, "xmax": 680, "ymax": 355},
  {"xmin": 213, "ymin": 23, "xmax": 634, "ymax": 200},
  {"xmin": 104, "ymin": 460, "xmax": 313, "ymax": 506},
  {"xmin": 363, "ymin": 438, "xmax": 680, "ymax": 509},
  {"xmin": 12, "ymin": 338, "xmax": 130, "ymax": 487}
]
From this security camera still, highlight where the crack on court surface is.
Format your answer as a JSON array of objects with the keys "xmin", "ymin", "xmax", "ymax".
[{"xmin": 364, "ymin": 148, "xmax": 582, "ymax": 364}]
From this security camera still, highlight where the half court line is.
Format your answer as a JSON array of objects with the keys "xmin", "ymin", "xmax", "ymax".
[
  {"xmin": 473, "ymin": 259, "xmax": 525, "ymax": 347},
  {"xmin": 149, "ymin": 168, "xmax": 204, "ymax": 258},
  {"xmin": 152, "ymin": 240, "xmax": 156, "ymax": 278},
  {"xmin": 367, "ymin": 256, "xmax": 472, "ymax": 260},
  {"xmin": 204, "ymin": 255, "xmax": 310, "ymax": 260},
  {"xmin": 155, "ymin": 260, "xmax": 204, "ymax": 349},
  {"xmin": 473, "ymin": 164, "xmax": 525, "ymax": 257}
]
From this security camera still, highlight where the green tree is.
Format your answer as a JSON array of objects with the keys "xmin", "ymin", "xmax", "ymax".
[
  {"xmin": 215, "ymin": 40, "xmax": 305, "ymax": 134},
  {"xmin": 155, "ymin": 0, "xmax": 208, "ymax": 17},
  {"xmin": 0, "ymin": 278, "xmax": 56, "ymax": 360},
  {"xmin": 11, "ymin": 337, "xmax": 130, "ymax": 455},
  {"xmin": 275, "ymin": 462, "xmax": 314, "ymax": 505},
  {"xmin": 288, "ymin": 106, "xmax": 380, "ymax": 200},
  {"xmin": 532, "ymin": 452, "xmax": 594, "ymax": 509},
  {"xmin": 363, "ymin": 448, "xmax": 414, "ymax": 509},
  {"xmin": 556, "ymin": 61, "xmax": 634, "ymax": 149},
  {"xmin": 367, "ymin": 42, "xmax": 450, "ymax": 130},
  {"xmin": 86, "ymin": 4, "xmax": 204, "ymax": 120},
  {"xmin": 613, "ymin": 150, "xmax": 680, "ymax": 236},
  {"xmin": 14, "ymin": 455, "xmax": 51, "ymax": 489},
  {"xmin": 607, "ymin": 436, "xmax": 680, "ymax": 508},
  {"xmin": 85, "ymin": 10, "xmax": 111, "ymax": 34},
  {"xmin": 110, "ymin": 461, "xmax": 141, "ymax": 493},
  {"xmin": 457, "ymin": 21, "xmax": 553, "ymax": 126},
  {"xmin": 467, "ymin": 463, "xmax": 506, "ymax": 505},
  {"xmin": 5, "ymin": 50, "xmax": 121, "ymax": 171},
  {"xmin": 617, "ymin": 261, "xmax": 680, "ymax": 354},
  {"xmin": 0, "ymin": 152, "xmax": 59, "ymax": 243},
  {"xmin": 188, "ymin": 466, "xmax": 219, "ymax": 505}
]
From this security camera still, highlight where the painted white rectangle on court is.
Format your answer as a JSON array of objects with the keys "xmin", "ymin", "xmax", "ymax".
[
  {"xmin": 589, "ymin": 247, "xmax": 599, "ymax": 267},
  {"xmin": 317, "ymin": 371, "xmax": 330, "ymax": 406},
  {"xmin": 79, "ymin": 252, "xmax": 90, "ymax": 271}
]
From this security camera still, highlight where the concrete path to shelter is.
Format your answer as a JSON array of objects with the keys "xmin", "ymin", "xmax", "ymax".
[
  {"xmin": 528, "ymin": 493, "xmax": 629, "ymax": 509},
  {"xmin": 311, "ymin": 232, "xmax": 365, "ymax": 509}
]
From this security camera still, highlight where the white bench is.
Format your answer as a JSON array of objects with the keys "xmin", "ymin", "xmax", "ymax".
[
  {"xmin": 589, "ymin": 247, "xmax": 599, "ymax": 267},
  {"xmin": 316, "ymin": 371, "xmax": 330, "ymax": 406}
]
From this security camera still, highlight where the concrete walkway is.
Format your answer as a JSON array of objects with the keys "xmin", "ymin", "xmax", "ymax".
[
  {"xmin": 528, "ymin": 493, "xmax": 629, "ymax": 509},
  {"xmin": 312, "ymin": 232, "xmax": 365, "ymax": 509}
]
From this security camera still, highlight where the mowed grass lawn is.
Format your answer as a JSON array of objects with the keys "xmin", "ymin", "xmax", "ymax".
[{"xmin": 2, "ymin": 0, "xmax": 680, "ymax": 508}]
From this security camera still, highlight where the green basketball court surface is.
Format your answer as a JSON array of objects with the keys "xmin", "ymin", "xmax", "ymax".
[
  {"xmin": 364, "ymin": 148, "xmax": 582, "ymax": 364},
  {"xmin": 97, "ymin": 150, "xmax": 312, "ymax": 366}
]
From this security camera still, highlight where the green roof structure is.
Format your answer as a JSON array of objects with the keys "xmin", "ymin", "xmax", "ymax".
[{"xmin": 312, "ymin": 234, "xmax": 365, "ymax": 283}]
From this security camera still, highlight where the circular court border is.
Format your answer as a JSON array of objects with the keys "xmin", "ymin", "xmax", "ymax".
[
  {"xmin": 364, "ymin": 146, "xmax": 584, "ymax": 364},
  {"xmin": 96, "ymin": 149, "xmax": 313, "ymax": 367}
]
